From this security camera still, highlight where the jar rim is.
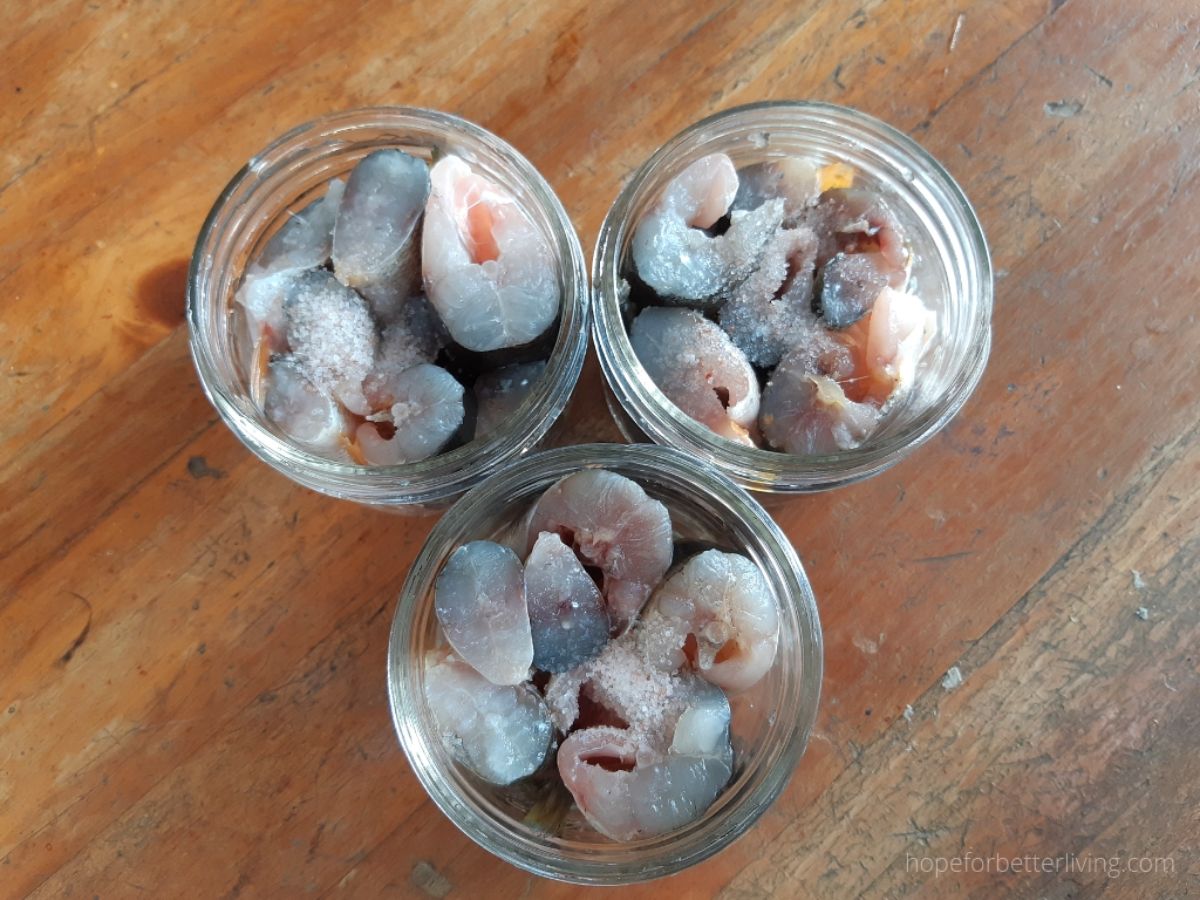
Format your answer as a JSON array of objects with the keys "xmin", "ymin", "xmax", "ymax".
[
  {"xmin": 186, "ymin": 106, "xmax": 589, "ymax": 506},
  {"xmin": 592, "ymin": 100, "xmax": 993, "ymax": 493},
  {"xmin": 387, "ymin": 443, "xmax": 823, "ymax": 883}
]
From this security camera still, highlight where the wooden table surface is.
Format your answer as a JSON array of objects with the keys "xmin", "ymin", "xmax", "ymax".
[{"xmin": 2, "ymin": 1, "xmax": 1198, "ymax": 897}]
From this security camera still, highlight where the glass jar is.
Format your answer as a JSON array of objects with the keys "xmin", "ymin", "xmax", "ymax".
[
  {"xmin": 593, "ymin": 101, "xmax": 993, "ymax": 493},
  {"xmin": 387, "ymin": 444, "xmax": 822, "ymax": 883},
  {"xmin": 187, "ymin": 108, "xmax": 589, "ymax": 512}
]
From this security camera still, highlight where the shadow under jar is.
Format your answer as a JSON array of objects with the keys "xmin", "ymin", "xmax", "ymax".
[
  {"xmin": 187, "ymin": 107, "xmax": 588, "ymax": 512},
  {"xmin": 388, "ymin": 444, "xmax": 822, "ymax": 884},
  {"xmin": 593, "ymin": 101, "xmax": 993, "ymax": 494}
]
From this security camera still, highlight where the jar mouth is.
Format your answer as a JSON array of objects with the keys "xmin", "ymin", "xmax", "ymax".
[
  {"xmin": 187, "ymin": 107, "xmax": 589, "ymax": 507},
  {"xmin": 593, "ymin": 100, "xmax": 993, "ymax": 493},
  {"xmin": 387, "ymin": 444, "xmax": 823, "ymax": 883}
]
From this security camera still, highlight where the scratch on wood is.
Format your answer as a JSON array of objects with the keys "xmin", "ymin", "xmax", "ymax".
[
  {"xmin": 653, "ymin": 4, "xmax": 728, "ymax": 68},
  {"xmin": 1058, "ymin": 656, "xmax": 1104, "ymax": 677},
  {"xmin": 367, "ymin": 598, "xmax": 390, "ymax": 625},
  {"xmin": 912, "ymin": 550, "xmax": 975, "ymax": 564},
  {"xmin": 0, "ymin": 153, "xmax": 46, "ymax": 200},
  {"xmin": 892, "ymin": 818, "xmax": 951, "ymax": 846},
  {"xmin": 59, "ymin": 592, "xmax": 93, "ymax": 665},
  {"xmin": 1085, "ymin": 64, "xmax": 1113, "ymax": 88},
  {"xmin": 111, "ymin": 77, "xmax": 149, "ymax": 110},
  {"xmin": 306, "ymin": 822, "xmax": 325, "ymax": 862}
]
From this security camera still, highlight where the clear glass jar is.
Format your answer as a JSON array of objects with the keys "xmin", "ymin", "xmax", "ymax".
[
  {"xmin": 593, "ymin": 101, "xmax": 993, "ymax": 493},
  {"xmin": 187, "ymin": 108, "xmax": 589, "ymax": 512},
  {"xmin": 387, "ymin": 444, "xmax": 822, "ymax": 884}
]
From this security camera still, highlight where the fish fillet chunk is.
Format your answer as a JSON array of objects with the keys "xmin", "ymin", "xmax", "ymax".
[
  {"xmin": 424, "ymin": 651, "xmax": 552, "ymax": 785},
  {"xmin": 434, "ymin": 540, "xmax": 532, "ymax": 685},
  {"xmin": 332, "ymin": 150, "xmax": 429, "ymax": 320},
  {"xmin": 422, "ymin": 155, "xmax": 559, "ymax": 352},
  {"xmin": 631, "ymin": 307, "xmax": 760, "ymax": 446}
]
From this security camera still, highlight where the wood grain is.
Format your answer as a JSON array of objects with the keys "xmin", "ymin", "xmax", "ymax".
[{"xmin": 2, "ymin": 0, "xmax": 1198, "ymax": 897}]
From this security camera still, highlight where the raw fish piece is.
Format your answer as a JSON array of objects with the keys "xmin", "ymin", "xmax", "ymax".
[
  {"xmin": 422, "ymin": 155, "xmax": 559, "ymax": 352},
  {"xmin": 732, "ymin": 157, "xmax": 820, "ymax": 222},
  {"xmin": 434, "ymin": 540, "xmax": 532, "ymax": 685},
  {"xmin": 526, "ymin": 469, "xmax": 672, "ymax": 632},
  {"xmin": 544, "ymin": 632, "xmax": 680, "ymax": 737},
  {"xmin": 629, "ymin": 753, "xmax": 731, "ymax": 837},
  {"xmin": 837, "ymin": 286, "xmax": 937, "ymax": 405},
  {"xmin": 669, "ymin": 679, "xmax": 733, "ymax": 760},
  {"xmin": 253, "ymin": 178, "xmax": 345, "ymax": 276},
  {"xmin": 236, "ymin": 178, "xmax": 344, "ymax": 368},
  {"xmin": 630, "ymin": 153, "xmax": 738, "ymax": 303},
  {"xmin": 525, "ymin": 532, "xmax": 609, "ymax": 673},
  {"xmin": 630, "ymin": 307, "xmax": 760, "ymax": 446},
  {"xmin": 718, "ymin": 225, "xmax": 822, "ymax": 368},
  {"xmin": 262, "ymin": 356, "xmax": 349, "ymax": 453},
  {"xmin": 234, "ymin": 267, "xmax": 309, "ymax": 356},
  {"xmin": 759, "ymin": 359, "xmax": 880, "ymax": 454},
  {"xmin": 806, "ymin": 188, "xmax": 909, "ymax": 279},
  {"xmin": 631, "ymin": 152, "xmax": 784, "ymax": 308},
  {"xmin": 541, "ymin": 666, "xmax": 588, "ymax": 731},
  {"xmin": 424, "ymin": 651, "xmax": 552, "ymax": 785},
  {"xmin": 332, "ymin": 149, "xmax": 430, "ymax": 320},
  {"xmin": 556, "ymin": 685, "xmax": 733, "ymax": 840},
  {"xmin": 640, "ymin": 550, "xmax": 779, "ymax": 692},
  {"xmin": 816, "ymin": 251, "xmax": 890, "ymax": 329},
  {"xmin": 473, "ymin": 360, "xmax": 547, "ymax": 439},
  {"xmin": 283, "ymin": 269, "xmax": 377, "ymax": 414},
  {"xmin": 361, "ymin": 296, "xmax": 445, "ymax": 412},
  {"xmin": 355, "ymin": 364, "xmax": 465, "ymax": 465},
  {"xmin": 556, "ymin": 727, "xmax": 642, "ymax": 840}
]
